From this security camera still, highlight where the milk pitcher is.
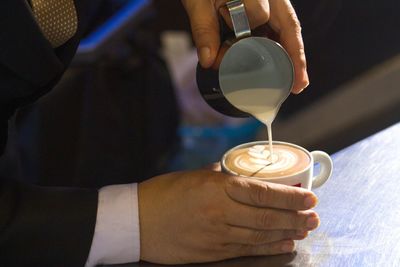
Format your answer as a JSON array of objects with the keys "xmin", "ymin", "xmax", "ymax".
[{"xmin": 196, "ymin": 0, "xmax": 295, "ymax": 118}]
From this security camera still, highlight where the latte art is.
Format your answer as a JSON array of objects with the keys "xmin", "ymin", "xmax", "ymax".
[
  {"xmin": 247, "ymin": 145, "xmax": 278, "ymax": 165},
  {"xmin": 224, "ymin": 144, "xmax": 310, "ymax": 178}
]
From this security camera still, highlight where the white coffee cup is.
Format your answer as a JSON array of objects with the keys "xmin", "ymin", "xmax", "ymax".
[{"xmin": 221, "ymin": 141, "xmax": 333, "ymax": 190}]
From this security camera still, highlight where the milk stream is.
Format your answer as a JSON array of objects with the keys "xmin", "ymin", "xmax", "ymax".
[
  {"xmin": 225, "ymin": 88, "xmax": 287, "ymax": 161},
  {"xmin": 266, "ymin": 121, "xmax": 273, "ymax": 161}
]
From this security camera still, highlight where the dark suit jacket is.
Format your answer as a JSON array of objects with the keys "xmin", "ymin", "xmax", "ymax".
[{"xmin": 0, "ymin": 0, "xmax": 98, "ymax": 266}]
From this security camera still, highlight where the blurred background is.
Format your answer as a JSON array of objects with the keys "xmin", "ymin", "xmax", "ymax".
[{"xmin": 1, "ymin": 0, "xmax": 399, "ymax": 186}]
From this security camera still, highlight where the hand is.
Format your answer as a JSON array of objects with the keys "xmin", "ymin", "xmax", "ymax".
[
  {"xmin": 138, "ymin": 170, "xmax": 319, "ymax": 264},
  {"xmin": 181, "ymin": 0, "xmax": 309, "ymax": 94}
]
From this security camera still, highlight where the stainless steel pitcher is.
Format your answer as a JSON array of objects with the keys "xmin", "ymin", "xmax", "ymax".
[{"xmin": 196, "ymin": 0, "xmax": 294, "ymax": 118}]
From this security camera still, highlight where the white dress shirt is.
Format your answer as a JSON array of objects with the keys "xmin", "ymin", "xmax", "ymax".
[{"xmin": 85, "ymin": 184, "xmax": 141, "ymax": 267}]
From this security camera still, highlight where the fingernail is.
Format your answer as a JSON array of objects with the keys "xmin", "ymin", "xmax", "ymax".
[
  {"xmin": 295, "ymin": 230, "xmax": 309, "ymax": 239},
  {"xmin": 304, "ymin": 71, "xmax": 310, "ymax": 86},
  {"xmin": 306, "ymin": 216, "xmax": 320, "ymax": 230},
  {"xmin": 199, "ymin": 47, "xmax": 211, "ymax": 66},
  {"xmin": 304, "ymin": 195, "xmax": 317, "ymax": 209},
  {"xmin": 296, "ymin": 230, "xmax": 308, "ymax": 236},
  {"xmin": 281, "ymin": 242, "xmax": 295, "ymax": 252},
  {"xmin": 297, "ymin": 72, "xmax": 310, "ymax": 94}
]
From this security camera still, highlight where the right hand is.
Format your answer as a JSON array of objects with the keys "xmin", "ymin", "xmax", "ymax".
[
  {"xmin": 181, "ymin": 0, "xmax": 309, "ymax": 93},
  {"xmin": 138, "ymin": 170, "xmax": 319, "ymax": 264}
]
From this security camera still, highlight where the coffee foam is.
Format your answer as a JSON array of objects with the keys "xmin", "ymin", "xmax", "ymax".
[{"xmin": 224, "ymin": 144, "xmax": 310, "ymax": 178}]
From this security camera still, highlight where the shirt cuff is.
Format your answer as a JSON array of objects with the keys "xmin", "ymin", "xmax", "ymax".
[{"xmin": 85, "ymin": 183, "xmax": 140, "ymax": 267}]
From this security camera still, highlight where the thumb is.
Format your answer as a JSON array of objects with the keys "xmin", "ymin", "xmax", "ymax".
[{"xmin": 182, "ymin": 0, "xmax": 220, "ymax": 68}]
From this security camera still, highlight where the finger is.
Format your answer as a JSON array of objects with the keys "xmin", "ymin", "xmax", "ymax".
[
  {"xmin": 216, "ymin": 0, "xmax": 270, "ymax": 30},
  {"xmin": 243, "ymin": 0, "xmax": 270, "ymax": 28},
  {"xmin": 268, "ymin": 0, "xmax": 309, "ymax": 94},
  {"xmin": 182, "ymin": 0, "xmax": 220, "ymax": 68},
  {"xmin": 225, "ymin": 203, "xmax": 320, "ymax": 231},
  {"xmin": 225, "ymin": 177, "xmax": 318, "ymax": 210},
  {"xmin": 227, "ymin": 239, "xmax": 296, "ymax": 257},
  {"xmin": 211, "ymin": 41, "xmax": 230, "ymax": 70},
  {"xmin": 204, "ymin": 162, "xmax": 222, "ymax": 172},
  {"xmin": 214, "ymin": 0, "xmax": 233, "ymax": 29},
  {"xmin": 279, "ymin": 13, "xmax": 309, "ymax": 94},
  {"xmin": 226, "ymin": 227, "xmax": 309, "ymax": 246}
]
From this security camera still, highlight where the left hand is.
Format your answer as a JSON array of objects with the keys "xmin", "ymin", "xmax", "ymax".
[
  {"xmin": 139, "ymin": 169, "xmax": 318, "ymax": 264},
  {"xmin": 181, "ymin": 0, "xmax": 309, "ymax": 94}
]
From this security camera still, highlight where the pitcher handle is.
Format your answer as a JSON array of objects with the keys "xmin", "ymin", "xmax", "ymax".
[{"xmin": 226, "ymin": 0, "xmax": 252, "ymax": 39}]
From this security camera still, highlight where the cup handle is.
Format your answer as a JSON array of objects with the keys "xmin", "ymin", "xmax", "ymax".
[{"xmin": 311, "ymin": 151, "xmax": 333, "ymax": 189}]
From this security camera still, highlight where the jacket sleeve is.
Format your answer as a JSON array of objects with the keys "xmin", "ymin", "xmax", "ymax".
[
  {"xmin": 0, "ymin": 69, "xmax": 99, "ymax": 267},
  {"xmin": 0, "ymin": 177, "xmax": 98, "ymax": 267}
]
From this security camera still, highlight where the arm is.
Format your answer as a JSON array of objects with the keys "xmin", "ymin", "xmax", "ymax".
[
  {"xmin": 0, "ymin": 115, "xmax": 140, "ymax": 266},
  {"xmin": 1, "ymin": 0, "xmax": 145, "ymax": 263},
  {"xmin": 0, "ymin": 1, "xmax": 140, "ymax": 264},
  {"xmin": 0, "ymin": 67, "xmax": 99, "ymax": 266},
  {"xmin": 0, "ymin": 0, "xmax": 144, "ymax": 259},
  {"xmin": 0, "ymin": 176, "xmax": 98, "ymax": 266}
]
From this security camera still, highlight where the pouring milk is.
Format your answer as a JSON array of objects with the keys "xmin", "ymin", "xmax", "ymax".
[
  {"xmin": 225, "ymin": 87, "xmax": 288, "ymax": 162},
  {"xmin": 218, "ymin": 37, "xmax": 294, "ymax": 163}
]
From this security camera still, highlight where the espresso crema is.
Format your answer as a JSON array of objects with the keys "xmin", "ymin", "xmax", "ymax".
[{"xmin": 224, "ymin": 144, "xmax": 310, "ymax": 178}]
